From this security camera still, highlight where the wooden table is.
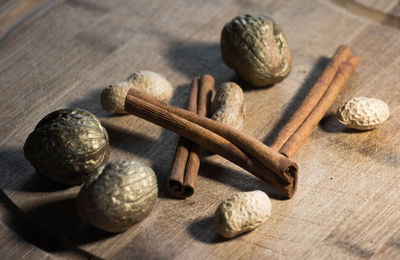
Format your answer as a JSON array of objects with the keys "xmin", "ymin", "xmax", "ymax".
[{"xmin": 1, "ymin": 0, "xmax": 399, "ymax": 259}]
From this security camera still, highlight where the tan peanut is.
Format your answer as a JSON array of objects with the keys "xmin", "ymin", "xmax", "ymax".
[
  {"xmin": 337, "ymin": 97, "xmax": 389, "ymax": 130},
  {"xmin": 211, "ymin": 82, "xmax": 246, "ymax": 131},
  {"xmin": 101, "ymin": 70, "xmax": 173, "ymax": 114},
  {"xmin": 214, "ymin": 190, "xmax": 271, "ymax": 238}
]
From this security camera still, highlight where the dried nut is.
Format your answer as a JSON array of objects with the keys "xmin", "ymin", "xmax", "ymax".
[
  {"xmin": 337, "ymin": 97, "xmax": 389, "ymax": 130},
  {"xmin": 211, "ymin": 82, "xmax": 246, "ymax": 131},
  {"xmin": 101, "ymin": 70, "xmax": 174, "ymax": 114},
  {"xmin": 220, "ymin": 14, "xmax": 292, "ymax": 86},
  {"xmin": 214, "ymin": 190, "xmax": 271, "ymax": 238},
  {"xmin": 76, "ymin": 160, "xmax": 158, "ymax": 233},
  {"xmin": 24, "ymin": 109, "xmax": 109, "ymax": 185}
]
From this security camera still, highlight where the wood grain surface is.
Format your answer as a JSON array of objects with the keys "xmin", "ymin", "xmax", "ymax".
[{"xmin": 0, "ymin": 0, "xmax": 399, "ymax": 259}]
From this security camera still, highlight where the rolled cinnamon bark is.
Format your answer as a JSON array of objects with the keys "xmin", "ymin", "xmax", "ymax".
[
  {"xmin": 270, "ymin": 45, "xmax": 352, "ymax": 151},
  {"xmin": 279, "ymin": 55, "xmax": 361, "ymax": 158},
  {"xmin": 182, "ymin": 75, "xmax": 215, "ymax": 197},
  {"xmin": 125, "ymin": 89, "xmax": 298, "ymax": 198},
  {"xmin": 167, "ymin": 77, "xmax": 199, "ymax": 197}
]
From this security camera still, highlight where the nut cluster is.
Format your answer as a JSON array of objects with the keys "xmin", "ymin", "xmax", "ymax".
[{"xmin": 20, "ymin": 13, "xmax": 372, "ymax": 241}]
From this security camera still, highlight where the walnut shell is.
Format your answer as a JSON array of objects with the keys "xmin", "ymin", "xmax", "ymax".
[
  {"xmin": 211, "ymin": 82, "xmax": 246, "ymax": 131},
  {"xmin": 220, "ymin": 14, "xmax": 292, "ymax": 86},
  {"xmin": 24, "ymin": 108, "xmax": 109, "ymax": 185},
  {"xmin": 101, "ymin": 70, "xmax": 174, "ymax": 114},
  {"xmin": 76, "ymin": 160, "xmax": 158, "ymax": 233},
  {"xmin": 214, "ymin": 190, "xmax": 271, "ymax": 238},
  {"xmin": 337, "ymin": 97, "xmax": 389, "ymax": 130}
]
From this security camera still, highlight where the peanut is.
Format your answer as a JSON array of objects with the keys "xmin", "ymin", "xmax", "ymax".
[
  {"xmin": 211, "ymin": 82, "xmax": 246, "ymax": 131},
  {"xmin": 101, "ymin": 70, "xmax": 173, "ymax": 114},
  {"xmin": 214, "ymin": 190, "xmax": 271, "ymax": 238},
  {"xmin": 337, "ymin": 97, "xmax": 389, "ymax": 130}
]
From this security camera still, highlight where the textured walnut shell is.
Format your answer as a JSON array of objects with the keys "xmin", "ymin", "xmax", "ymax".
[
  {"xmin": 76, "ymin": 160, "xmax": 158, "ymax": 233},
  {"xmin": 214, "ymin": 190, "xmax": 271, "ymax": 238},
  {"xmin": 337, "ymin": 97, "xmax": 389, "ymax": 130},
  {"xmin": 221, "ymin": 14, "xmax": 292, "ymax": 86},
  {"xmin": 24, "ymin": 108, "xmax": 109, "ymax": 185},
  {"xmin": 211, "ymin": 82, "xmax": 246, "ymax": 131},
  {"xmin": 101, "ymin": 70, "xmax": 174, "ymax": 114}
]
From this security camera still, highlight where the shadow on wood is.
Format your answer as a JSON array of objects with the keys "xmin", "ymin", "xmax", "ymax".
[
  {"xmin": 0, "ymin": 149, "xmax": 72, "ymax": 192},
  {"xmin": 187, "ymin": 216, "xmax": 253, "ymax": 243},
  {"xmin": 164, "ymin": 41, "xmax": 234, "ymax": 87},
  {"xmin": 318, "ymin": 113, "xmax": 360, "ymax": 134},
  {"xmin": 199, "ymin": 157, "xmax": 288, "ymax": 200},
  {"xmin": 0, "ymin": 190, "xmax": 100, "ymax": 258},
  {"xmin": 20, "ymin": 198, "xmax": 115, "ymax": 248},
  {"xmin": 68, "ymin": 87, "xmax": 109, "ymax": 118},
  {"xmin": 187, "ymin": 216, "xmax": 228, "ymax": 244}
]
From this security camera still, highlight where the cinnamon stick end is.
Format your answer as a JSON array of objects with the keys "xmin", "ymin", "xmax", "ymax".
[
  {"xmin": 201, "ymin": 74, "xmax": 215, "ymax": 85},
  {"xmin": 337, "ymin": 45, "xmax": 351, "ymax": 55},
  {"xmin": 167, "ymin": 178, "xmax": 185, "ymax": 198},
  {"xmin": 277, "ymin": 158, "xmax": 298, "ymax": 199},
  {"xmin": 285, "ymin": 164, "xmax": 298, "ymax": 199},
  {"xmin": 166, "ymin": 179, "xmax": 195, "ymax": 199},
  {"xmin": 182, "ymin": 185, "xmax": 194, "ymax": 198}
]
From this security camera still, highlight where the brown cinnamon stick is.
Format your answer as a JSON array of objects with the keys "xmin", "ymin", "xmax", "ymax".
[
  {"xmin": 279, "ymin": 55, "xmax": 361, "ymax": 158},
  {"xmin": 182, "ymin": 75, "xmax": 215, "ymax": 197},
  {"xmin": 125, "ymin": 88, "xmax": 298, "ymax": 198},
  {"xmin": 270, "ymin": 45, "xmax": 352, "ymax": 151},
  {"xmin": 167, "ymin": 75, "xmax": 215, "ymax": 198},
  {"xmin": 167, "ymin": 77, "xmax": 199, "ymax": 197}
]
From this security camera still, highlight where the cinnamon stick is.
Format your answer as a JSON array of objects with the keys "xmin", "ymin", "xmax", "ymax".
[
  {"xmin": 125, "ymin": 88, "xmax": 298, "ymax": 198},
  {"xmin": 167, "ymin": 75, "xmax": 215, "ymax": 198},
  {"xmin": 270, "ymin": 45, "xmax": 352, "ymax": 151},
  {"xmin": 167, "ymin": 77, "xmax": 199, "ymax": 197},
  {"xmin": 279, "ymin": 55, "xmax": 361, "ymax": 158},
  {"xmin": 182, "ymin": 75, "xmax": 215, "ymax": 197},
  {"xmin": 127, "ymin": 88, "xmax": 296, "ymax": 178}
]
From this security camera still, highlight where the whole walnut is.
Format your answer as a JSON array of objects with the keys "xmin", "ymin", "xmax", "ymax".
[
  {"xmin": 76, "ymin": 160, "xmax": 158, "ymax": 233},
  {"xmin": 24, "ymin": 108, "xmax": 109, "ymax": 185},
  {"xmin": 220, "ymin": 14, "xmax": 292, "ymax": 86}
]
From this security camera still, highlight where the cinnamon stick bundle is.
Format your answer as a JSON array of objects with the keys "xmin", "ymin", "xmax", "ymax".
[
  {"xmin": 167, "ymin": 75, "xmax": 214, "ymax": 198},
  {"xmin": 125, "ymin": 89, "xmax": 298, "ymax": 198},
  {"xmin": 124, "ymin": 46, "xmax": 360, "ymax": 198},
  {"xmin": 268, "ymin": 44, "xmax": 360, "ymax": 158},
  {"xmin": 279, "ymin": 55, "xmax": 360, "ymax": 157},
  {"xmin": 270, "ymin": 45, "xmax": 352, "ymax": 151}
]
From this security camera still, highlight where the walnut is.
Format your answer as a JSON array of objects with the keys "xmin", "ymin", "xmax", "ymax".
[
  {"xmin": 76, "ymin": 160, "xmax": 158, "ymax": 233},
  {"xmin": 220, "ymin": 14, "xmax": 292, "ymax": 86},
  {"xmin": 24, "ymin": 108, "xmax": 109, "ymax": 185}
]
